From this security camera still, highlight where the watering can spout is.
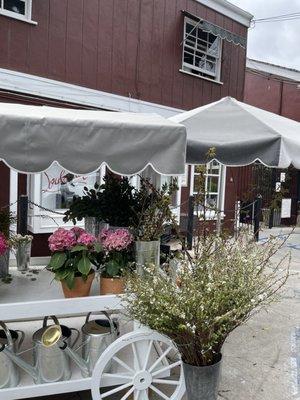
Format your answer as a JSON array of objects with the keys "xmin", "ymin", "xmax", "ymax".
[
  {"xmin": 59, "ymin": 342, "xmax": 90, "ymax": 376},
  {"xmin": 0, "ymin": 345, "xmax": 38, "ymax": 380}
]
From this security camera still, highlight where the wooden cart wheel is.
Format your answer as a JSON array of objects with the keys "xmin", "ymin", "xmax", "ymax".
[{"xmin": 91, "ymin": 330, "xmax": 186, "ymax": 400}]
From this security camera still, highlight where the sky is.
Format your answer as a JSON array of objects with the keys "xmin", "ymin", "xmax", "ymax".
[{"xmin": 230, "ymin": 0, "xmax": 300, "ymax": 70}]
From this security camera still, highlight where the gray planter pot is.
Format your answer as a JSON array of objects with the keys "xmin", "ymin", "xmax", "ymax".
[
  {"xmin": 84, "ymin": 217, "xmax": 108, "ymax": 237},
  {"xmin": 16, "ymin": 241, "xmax": 32, "ymax": 272},
  {"xmin": 0, "ymin": 250, "xmax": 10, "ymax": 278},
  {"xmin": 135, "ymin": 240, "xmax": 160, "ymax": 274},
  {"xmin": 183, "ymin": 356, "xmax": 222, "ymax": 400}
]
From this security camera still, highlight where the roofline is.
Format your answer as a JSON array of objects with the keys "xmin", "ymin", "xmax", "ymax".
[
  {"xmin": 247, "ymin": 58, "xmax": 300, "ymax": 75},
  {"xmin": 246, "ymin": 58, "xmax": 300, "ymax": 82},
  {"xmin": 195, "ymin": 0, "xmax": 253, "ymax": 27}
]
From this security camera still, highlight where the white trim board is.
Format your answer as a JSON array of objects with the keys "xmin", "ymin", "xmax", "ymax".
[
  {"xmin": 0, "ymin": 68, "xmax": 183, "ymax": 118},
  {"xmin": 196, "ymin": 0, "xmax": 253, "ymax": 27}
]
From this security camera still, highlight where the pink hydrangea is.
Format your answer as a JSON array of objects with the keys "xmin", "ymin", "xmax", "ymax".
[
  {"xmin": 77, "ymin": 232, "xmax": 96, "ymax": 247},
  {"xmin": 48, "ymin": 228, "xmax": 76, "ymax": 252},
  {"xmin": 100, "ymin": 228, "xmax": 133, "ymax": 252},
  {"xmin": 70, "ymin": 226, "xmax": 85, "ymax": 238},
  {"xmin": 0, "ymin": 233, "xmax": 8, "ymax": 256}
]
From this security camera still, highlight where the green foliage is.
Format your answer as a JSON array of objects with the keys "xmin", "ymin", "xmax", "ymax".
[
  {"xmin": 63, "ymin": 182, "xmax": 102, "ymax": 224},
  {"xmin": 132, "ymin": 178, "xmax": 178, "ymax": 241},
  {"xmin": 101, "ymin": 251, "xmax": 134, "ymax": 278},
  {"xmin": 0, "ymin": 209, "xmax": 16, "ymax": 239},
  {"xmin": 99, "ymin": 175, "xmax": 137, "ymax": 227},
  {"xmin": 63, "ymin": 175, "xmax": 138, "ymax": 227},
  {"xmin": 124, "ymin": 233, "xmax": 289, "ymax": 367},
  {"xmin": 47, "ymin": 244, "xmax": 103, "ymax": 289}
]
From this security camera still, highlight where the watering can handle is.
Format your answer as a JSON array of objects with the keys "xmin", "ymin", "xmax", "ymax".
[
  {"xmin": 69, "ymin": 328, "xmax": 80, "ymax": 348},
  {"xmin": 43, "ymin": 315, "xmax": 60, "ymax": 328},
  {"xmin": 15, "ymin": 330, "xmax": 25, "ymax": 350},
  {"xmin": 0, "ymin": 321, "xmax": 14, "ymax": 347},
  {"xmin": 85, "ymin": 311, "xmax": 116, "ymax": 334}
]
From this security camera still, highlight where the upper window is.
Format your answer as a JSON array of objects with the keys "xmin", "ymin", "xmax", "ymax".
[
  {"xmin": 0, "ymin": 0, "xmax": 33, "ymax": 23},
  {"xmin": 182, "ymin": 18, "xmax": 222, "ymax": 81}
]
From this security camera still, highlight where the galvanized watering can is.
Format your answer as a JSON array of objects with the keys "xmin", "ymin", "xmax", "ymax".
[
  {"xmin": 0, "ymin": 322, "xmax": 25, "ymax": 389},
  {"xmin": 32, "ymin": 316, "xmax": 80, "ymax": 383},
  {"xmin": 35, "ymin": 312, "xmax": 119, "ymax": 378},
  {"xmin": 0, "ymin": 316, "xmax": 79, "ymax": 386},
  {"xmin": 80, "ymin": 311, "xmax": 119, "ymax": 377}
]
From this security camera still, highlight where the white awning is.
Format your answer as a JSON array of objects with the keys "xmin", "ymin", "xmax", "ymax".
[
  {"xmin": 0, "ymin": 103, "xmax": 187, "ymax": 175},
  {"xmin": 170, "ymin": 97, "xmax": 300, "ymax": 168}
]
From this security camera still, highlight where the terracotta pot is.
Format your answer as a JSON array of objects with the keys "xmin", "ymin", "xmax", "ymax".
[
  {"xmin": 100, "ymin": 277, "xmax": 124, "ymax": 295},
  {"xmin": 61, "ymin": 272, "xmax": 95, "ymax": 298}
]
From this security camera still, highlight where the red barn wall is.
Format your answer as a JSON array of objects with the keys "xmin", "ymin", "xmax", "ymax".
[{"xmin": 0, "ymin": 0, "xmax": 249, "ymax": 251}]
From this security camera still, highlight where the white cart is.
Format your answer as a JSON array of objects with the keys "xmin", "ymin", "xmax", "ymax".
[{"xmin": 0, "ymin": 269, "xmax": 185, "ymax": 400}]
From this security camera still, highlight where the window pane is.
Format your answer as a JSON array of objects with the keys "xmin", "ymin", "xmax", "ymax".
[
  {"xmin": 186, "ymin": 23, "xmax": 195, "ymax": 34},
  {"xmin": 197, "ymin": 29, "xmax": 208, "ymax": 42},
  {"xmin": 41, "ymin": 164, "xmax": 100, "ymax": 210},
  {"xmin": 184, "ymin": 50, "xmax": 194, "ymax": 65},
  {"xmin": 207, "ymin": 194, "xmax": 218, "ymax": 208},
  {"xmin": 3, "ymin": 0, "xmax": 25, "ymax": 15},
  {"xmin": 207, "ymin": 161, "xmax": 220, "ymax": 175},
  {"xmin": 207, "ymin": 176, "xmax": 219, "ymax": 193}
]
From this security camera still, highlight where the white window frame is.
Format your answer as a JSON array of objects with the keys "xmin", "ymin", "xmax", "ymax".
[
  {"xmin": 182, "ymin": 17, "xmax": 222, "ymax": 82},
  {"xmin": 190, "ymin": 163, "xmax": 226, "ymax": 219},
  {"xmin": 0, "ymin": 0, "xmax": 37, "ymax": 25},
  {"xmin": 27, "ymin": 165, "xmax": 107, "ymax": 234}
]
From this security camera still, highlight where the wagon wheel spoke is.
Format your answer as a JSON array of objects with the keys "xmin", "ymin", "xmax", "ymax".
[
  {"xmin": 101, "ymin": 382, "xmax": 133, "ymax": 399},
  {"xmin": 152, "ymin": 379, "xmax": 180, "ymax": 386},
  {"xmin": 151, "ymin": 360, "xmax": 182, "ymax": 377},
  {"xmin": 150, "ymin": 384, "xmax": 171, "ymax": 400},
  {"xmin": 131, "ymin": 341, "xmax": 141, "ymax": 370},
  {"xmin": 149, "ymin": 345, "xmax": 173, "ymax": 373},
  {"xmin": 102, "ymin": 373, "xmax": 133, "ymax": 382},
  {"xmin": 120, "ymin": 385, "xmax": 135, "ymax": 400},
  {"xmin": 143, "ymin": 339, "xmax": 153, "ymax": 370},
  {"xmin": 112, "ymin": 355, "xmax": 135, "ymax": 374}
]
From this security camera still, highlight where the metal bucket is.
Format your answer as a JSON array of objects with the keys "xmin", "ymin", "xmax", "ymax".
[
  {"xmin": 32, "ymin": 316, "xmax": 79, "ymax": 384},
  {"xmin": 183, "ymin": 356, "xmax": 222, "ymax": 400},
  {"xmin": 0, "ymin": 322, "xmax": 25, "ymax": 389},
  {"xmin": 81, "ymin": 311, "xmax": 118, "ymax": 377},
  {"xmin": 0, "ymin": 250, "xmax": 9, "ymax": 278},
  {"xmin": 135, "ymin": 240, "xmax": 160, "ymax": 274}
]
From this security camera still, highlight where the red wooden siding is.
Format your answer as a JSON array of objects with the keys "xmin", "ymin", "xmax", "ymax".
[{"xmin": 0, "ymin": 0, "xmax": 247, "ymax": 110}]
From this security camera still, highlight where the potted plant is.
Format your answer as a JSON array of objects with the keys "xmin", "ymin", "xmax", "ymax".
[
  {"xmin": 63, "ymin": 183, "xmax": 105, "ymax": 236},
  {"xmin": 99, "ymin": 227, "xmax": 134, "ymax": 295},
  {"xmin": 124, "ymin": 233, "xmax": 289, "ymax": 400},
  {"xmin": 0, "ymin": 209, "xmax": 16, "ymax": 278},
  {"xmin": 133, "ymin": 179, "xmax": 178, "ymax": 272},
  {"xmin": 47, "ymin": 227, "xmax": 103, "ymax": 298},
  {"xmin": 10, "ymin": 234, "xmax": 33, "ymax": 272},
  {"xmin": 100, "ymin": 174, "xmax": 137, "ymax": 228}
]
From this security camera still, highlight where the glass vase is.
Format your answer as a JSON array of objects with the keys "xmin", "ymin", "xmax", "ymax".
[
  {"xmin": 16, "ymin": 241, "xmax": 32, "ymax": 272},
  {"xmin": 135, "ymin": 240, "xmax": 160, "ymax": 274},
  {"xmin": 85, "ymin": 217, "xmax": 109, "ymax": 237}
]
